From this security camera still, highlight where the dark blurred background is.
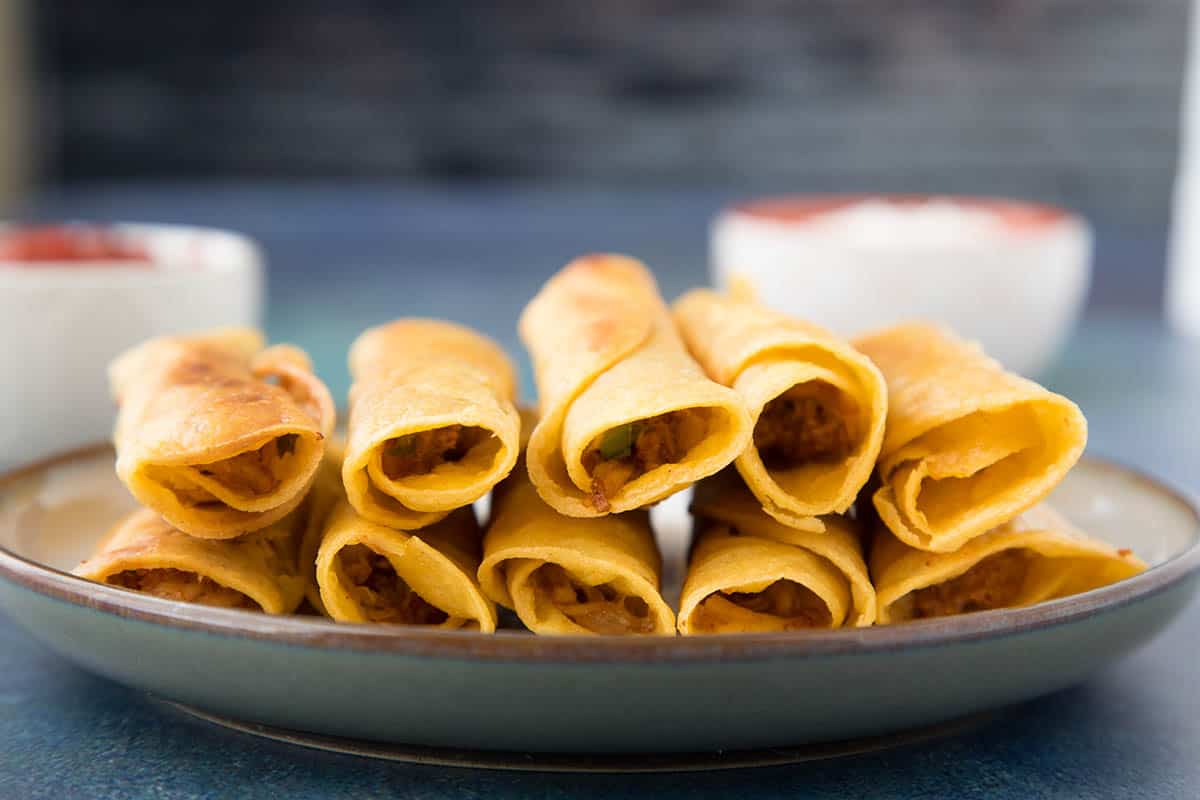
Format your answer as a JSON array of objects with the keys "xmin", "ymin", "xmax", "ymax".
[
  {"xmin": 0, "ymin": 0, "xmax": 1191, "ymax": 371},
  {"xmin": 22, "ymin": 0, "xmax": 1186, "ymax": 226}
]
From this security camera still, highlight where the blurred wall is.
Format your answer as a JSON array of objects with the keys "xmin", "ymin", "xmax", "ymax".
[
  {"xmin": 0, "ymin": 0, "xmax": 31, "ymax": 211},
  {"xmin": 35, "ymin": 1, "xmax": 1188, "ymax": 223}
]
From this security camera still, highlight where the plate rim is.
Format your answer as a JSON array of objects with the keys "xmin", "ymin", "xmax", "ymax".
[{"xmin": 1, "ymin": 443, "xmax": 1198, "ymax": 665}]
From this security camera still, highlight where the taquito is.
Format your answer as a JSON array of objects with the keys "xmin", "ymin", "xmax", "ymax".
[
  {"xmin": 75, "ymin": 508, "xmax": 307, "ymax": 614},
  {"xmin": 520, "ymin": 255, "xmax": 753, "ymax": 516},
  {"xmin": 854, "ymin": 323, "xmax": 1087, "ymax": 552},
  {"xmin": 110, "ymin": 327, "xmax": 335, "ymax": 540},
  {"xmin": 298, "ymin": 444, "xmax": 346, "ymax": 615},
  {"xmin": 678, "ymin": 470, "xmax": 876, "ymax": 634},
  {"xmin": 479, "ymin": 461, "xmax": 676, "ymax": 635},
  {"xmin": 313, "ymin": 499, "xmax": 496, "ymax": 631},
  {"xmin": 342, "ymin": 319, "xmax": 520, "ymax": 529},
  {"xmin": 673, "ymin": 289, "xmax": 886, "ymax": 529},
  {"xmin": 872, "ymin": 504, "xmax": 1146, "ymax": 623}
]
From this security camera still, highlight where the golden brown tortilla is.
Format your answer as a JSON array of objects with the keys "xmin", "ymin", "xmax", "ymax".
[
  {"xmin": 74, "ymin": 507, "xmax": 307, "ymax": 614},
  {"xmin": 312, "ymin": 497, "xmax": 496, "ymax": 631},
  {"xmin": 297, "ymin": 442, "xmax": 347, "ymax": 616},
  {"xmin": 479, "ymin": 459, "xmax": 675, "ymax": 635},
  {"xmin": 673, "ymin": 289, "xmax": 887, "ymax": 529},
  {"xmin": 520, "ymin": 255, "xmax": 753, "ymax": 517},
  {"xmin": 342, "ymin": 319, "xmax": 520, "ymax": 530},
  {"xmin": 110, "ymin": 328, "xmax": 335, "ymax": 540},
  {"xmin": 871, "ymin": 504, "xmax": 1146, "ymax": 623},
  {"xmin": 678, "ymin": 470, "xmax": 876, "ymax": 634},
  {"xmin": 854, "ymin": 323, "xmax": 1087, "ymax": 552}
]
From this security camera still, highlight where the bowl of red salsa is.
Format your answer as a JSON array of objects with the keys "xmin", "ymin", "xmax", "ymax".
[
  {"xmin": 0, "ymin": 224, "xmax": 153, "ymax": 263},
  {"xmin": 0, "ymin": 223, "xmax": 262, "ymax": 470}
]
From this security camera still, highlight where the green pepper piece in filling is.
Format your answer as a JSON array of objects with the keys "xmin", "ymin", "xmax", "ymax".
[
  {"xmin": 387, "ymin": 435, "xmax": 416, "ymax": 457},
  {"xmin": 599, "ymin": 423, "xmax": 640, "ymax": 460}
]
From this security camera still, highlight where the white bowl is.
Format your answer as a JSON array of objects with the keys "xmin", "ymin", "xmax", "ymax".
[
  {"xmin": 711, "ymin": 195, "xmax": 1092, "ymax": 376},
  {"xmin": 0, "ymin": 223, "xmax": 263, "ymax": 470}
]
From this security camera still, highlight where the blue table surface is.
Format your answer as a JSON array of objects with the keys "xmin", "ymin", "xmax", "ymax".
[{"xmin": 3, "ymin": 183, "xmax": 1199, "ymax": 799}]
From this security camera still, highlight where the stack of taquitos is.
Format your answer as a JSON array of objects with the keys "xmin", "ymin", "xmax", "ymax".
[
  {"xmin": 301, "ymin": 447, "xmax": 497, "ymax": 630},
  {"xmin": 856, "ymin": 323, "xmax": 1144, "ymax": 621},
  {"xmin": 299, "ymin": 317, "xmax": 522, "ymax": 629},
  {"xmin": 78, "ymin": 327, "xmax": 334, "ymax": 613},
  {"xmin": 74, "ymin": 273, "xmax": 1150, "ymax": 631},
  {"xmin": 669, "ymin": 292, "xmax": 880, "ymax": 634}
]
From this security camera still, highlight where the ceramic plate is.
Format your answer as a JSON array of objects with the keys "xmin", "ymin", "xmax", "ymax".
[{"xmin": 0, "ymin": 446, "xmax": 1197, "ymax": 761}]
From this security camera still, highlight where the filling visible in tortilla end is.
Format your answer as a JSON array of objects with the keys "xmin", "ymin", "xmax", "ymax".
[
  {"xmin": 381, "ymin": 425, "xmax": 491, "ymax": 479},
  {"xmin": 754, "ymin": 382, "xmax": 860, "ymax": 470},
  {"xmin": 532, "ymin": 564, "xmax": 655, "ymax": 634},
  {"xmin": 107, "ymin": 568, "xmax": 259, "ymax": 609},
  {"xmin": 581, "ymin": 409, "xmax": 709, "ymax": 512},
  {"xmin": 695, "ymin": 579, "xmax": 832, "ymax": 632},
  {"xmin": 910, "ymin": 549, "xmax": 1032, "ymax": 618},
  {"xmin": 338, "ymin": 544, "xmax": 448, "ymax": 624},
  {"xmin": 174, "ymin": 434, "xmax": 300, "ymax": 506}
]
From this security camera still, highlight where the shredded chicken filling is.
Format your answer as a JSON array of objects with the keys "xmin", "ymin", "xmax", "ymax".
[
  {"xmin": 175, "ymin": 434, "xmax": 298, "ymax": 506},
  {"xmin": 381, "ymin": 425, "xmax": 489, "ymax": 480},
  {"xmin": 581, "ymin": 410, "xmax": 708, "ymax": 512},
  {"xmin": 754, "ymin": 382, "xmax": 859, "ymax": 470},
  {"xmin": 533, "ymin": 564, "xmax": 654, "ymax": 634},
  {"xmin": 108, "ymin": 568, "xmax": 258, "ymax": 609},
  {"xmin": 338, "ymin": 544, "xmax": 448, "ymax": 624},
  {"xmin": 720, "ymin": 579, "xmax": 832, "ymax": 627},
  {"xmin": 911, "ymin": 549, "xmax": 1032, "ymax": 618}
]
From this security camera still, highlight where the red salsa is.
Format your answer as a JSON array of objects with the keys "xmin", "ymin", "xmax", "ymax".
[
  {"xmin": 733, "ymin": 195, "xmax": 1067, "ymax": 231},
  {"xmin": 0, "ymin": 225, "xmax": 151, "ymax": 264}
]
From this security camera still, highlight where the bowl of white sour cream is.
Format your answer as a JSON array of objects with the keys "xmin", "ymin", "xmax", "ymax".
[{"xmin": 711, "ymin": 195, "xmax": 1091, "ymax": 377}]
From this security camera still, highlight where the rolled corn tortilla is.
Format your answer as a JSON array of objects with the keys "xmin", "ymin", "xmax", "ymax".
[
  {"xmin": 479, "ymin": 461, "xmax": 676, "ymax": 636},
  {"xmin": 298, "ymin": 444, "xmax": 347, "ymax": 615},
  {"xmin": 871, "ymin": 504, "xmax": 1146, "ymax": 624},
  {"xmin": 313, "ymin": 498, "xmax": 496, "ymax": 631},
  {"xmin": 74, "ymin": 508, "xmax": 307, "ymax": 614},
  {"xmin": 342, "ymin": 319, "xmax": 521, "ymax": 530},
  {"xmin": 520, "ymin": 254, "xmax": 753, "ymax": 516},
  {"xmin": 854, "ymin": 323, "xmax": 1087, "ymax": 553},
  {"xmin": 110, "ymin": 327, "xmax": 335, "ymax": 540},
  {"xmin": 673, "ymin": 289, "xmax": 887, "ymax": 529},
  {"xmin": 678, "ymin": 470, "xmax": 876, "ymax": 634}
]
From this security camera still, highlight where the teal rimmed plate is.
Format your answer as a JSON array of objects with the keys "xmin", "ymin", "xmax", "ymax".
[{"xmin": 0, "ymin": 446, "xmax": 1196, "ymax": 763}]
